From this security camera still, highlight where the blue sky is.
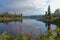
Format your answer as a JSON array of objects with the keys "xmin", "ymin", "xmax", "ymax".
[{"xmin": 0, "ymin": 0, "xmax": 60, "ymax": 16}]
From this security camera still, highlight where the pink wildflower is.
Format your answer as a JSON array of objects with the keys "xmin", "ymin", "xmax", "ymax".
[
  {"xmin": 20, "ymin": 24, "xmax": 22, "ymax": 32},
  {"xmin": 8, "ymin": 22, "xmax": 12, "ymax": 33}
]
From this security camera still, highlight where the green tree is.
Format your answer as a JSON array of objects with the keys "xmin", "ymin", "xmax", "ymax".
[
  {"xmin": 45, "ymin": 11, "xmax": 48, "ymax": 19},
  {"xmin": 48, "ymin": 5, "xmax": 51, "ymax": 16},
  {"xmin": 54, "ymin": 8, "xmax": 60, "ymax": 17},
  {"xmin": 47, "ymin": 5, "xmax": 51, "ymax": 20}
]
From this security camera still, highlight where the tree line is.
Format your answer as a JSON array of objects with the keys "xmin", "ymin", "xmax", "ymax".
[{"xmin": 0, "ymin": 12, "xmax": 22, "ymax": 18}]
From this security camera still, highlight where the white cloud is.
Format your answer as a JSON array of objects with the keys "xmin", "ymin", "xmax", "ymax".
[
  {"xmin": 1, "ymin": 0, "xmax": 55, "ymax": 15},
  {"xmin": 32, "ymin": 0, "xmax": 46, "ymax": 8},
  {"xmin": 7, "ymin": 0, "xmax": 34, "ymax": 9},
  {"xmin": 7, "ymin": 0, "xmax": 45, "ymax": 8},
  {"xmin": 50, "ymin": 0, "xmax": 60, "ymax": 13}
]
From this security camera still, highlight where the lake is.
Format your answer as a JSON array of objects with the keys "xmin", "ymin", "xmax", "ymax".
[{"xmin": 0, "ymin": 19, "xmax": 57, "ymax": 36}]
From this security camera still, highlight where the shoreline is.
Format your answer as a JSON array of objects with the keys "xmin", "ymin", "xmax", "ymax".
[
  {"xmin": 0, "ymin": 17, "xmax": 22, "ymax": 22},
  {"xmin": 37, "ymin": 18, "xmax": 60, "ymax": 28}
]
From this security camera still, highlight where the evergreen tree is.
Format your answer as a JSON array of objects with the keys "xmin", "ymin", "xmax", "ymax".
[
  {"xmin": 47, "ymin": 5, "xmax": 51, "ymax": 20},
  {"xmin": 45, "ymin": 11, "xmax": 48, "ymax": 19},
  {"xmin": 54, "ymin": 8, "xmax": 60, "ymax": 17},
  {"xmin": 48, "ymin": 5, "xmax": 51, "ymax": 16},
  {"xmin": 21, "ymin": 13, "xmax": 23, "ymax": 23}
]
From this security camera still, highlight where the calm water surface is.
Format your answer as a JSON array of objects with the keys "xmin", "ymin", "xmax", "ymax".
[{"xmin": 0, "ymin": 19, "xmax": 57, "ymax": 36}]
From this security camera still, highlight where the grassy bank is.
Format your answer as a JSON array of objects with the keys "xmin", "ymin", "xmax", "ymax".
[
  {"xmin": 38, "ymin": 17, "xmax": 60, "ymax": 28},
  {"xmin": 38, "ymin": 18, "xmax": 60, "ymax": 24},
  {"xmin": 0, "ymin": 17, "xmax": 22, "ymax": 22},
  {"xmin": 0, "ymin": 12, "xmax": 23, "ymax": 22}
]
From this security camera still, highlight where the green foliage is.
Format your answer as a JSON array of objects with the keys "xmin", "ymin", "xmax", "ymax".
[
  {"xmin": 0, "ymin": 27, "xmax": 60, "ymax": 40},
  {"xmin": 45, "ymin": 5, "xmax": 52, "ymax": 20},
  {"xmin": 48, "ymin": 5, "xmax": 51, "ymax": 16},
  {"xmin": 39, "ymin": 27, "xmax": 60, "ymax": 40},
  {"xmin": 0, "ymin": 12, "xmax": 21, "ymax": 18},
  {"xmin": 54, "ymin": 8, "xmax": 60, "ymax": 17}
]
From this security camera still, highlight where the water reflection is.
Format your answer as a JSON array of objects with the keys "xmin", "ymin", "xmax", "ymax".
[
  {"xmin": 0, "ymin": 19, "xmax": 57, "ymax": 36},
  {"xmin": 45, "ymin": 23, "xmax": 51, "ymax": 30}
]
